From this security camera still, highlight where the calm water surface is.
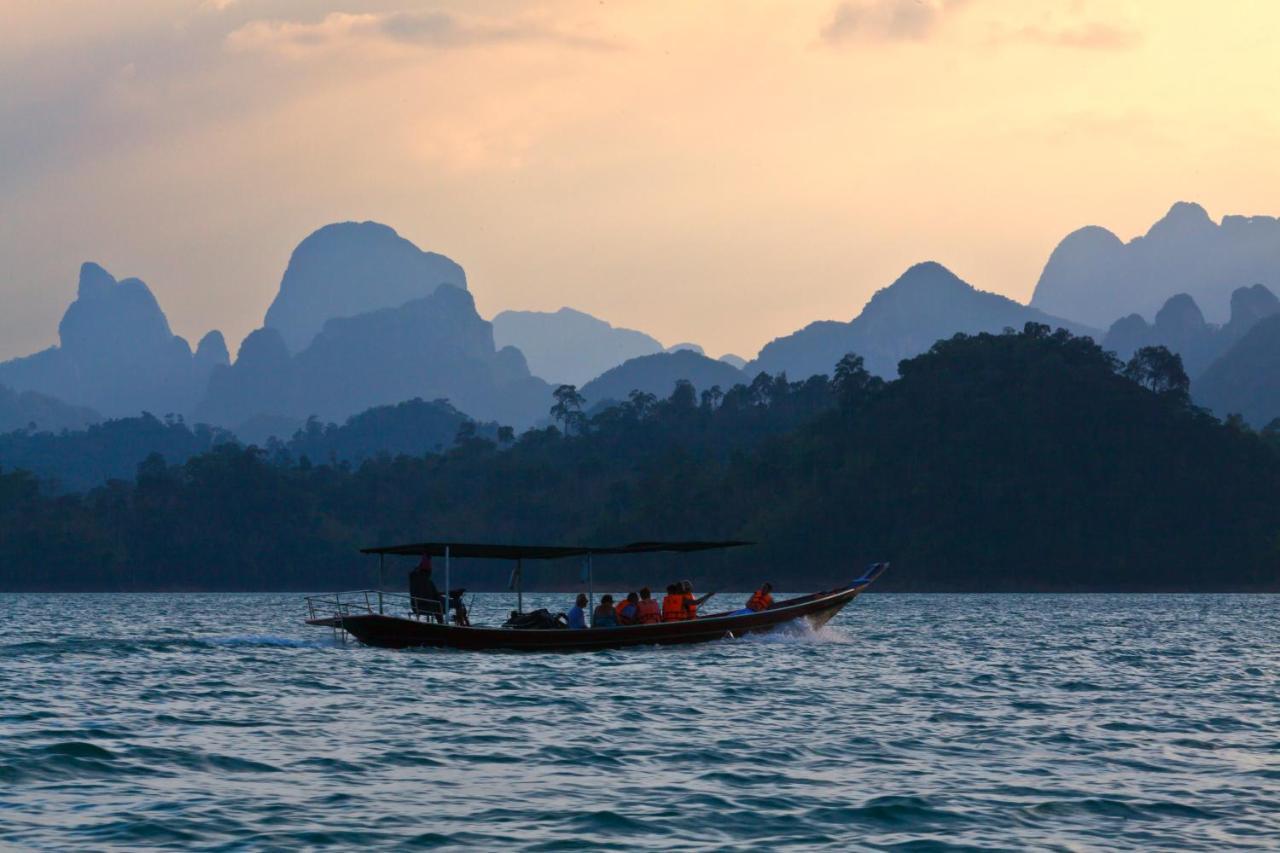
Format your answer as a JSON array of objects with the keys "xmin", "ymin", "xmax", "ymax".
[{"xmin": 2, "ymin": 593, "xmax": 1278, "ymax": 850}]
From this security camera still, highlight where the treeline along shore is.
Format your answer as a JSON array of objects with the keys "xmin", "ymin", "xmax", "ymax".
[{"xmin": 2, "ymin": 324, "xmax": 1279, "ymax": 593}]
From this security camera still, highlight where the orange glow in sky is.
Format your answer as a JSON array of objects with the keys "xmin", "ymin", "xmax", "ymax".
[{"xmin": 3, "ymin": 0, "xmax": 1278, "ymax": 360}]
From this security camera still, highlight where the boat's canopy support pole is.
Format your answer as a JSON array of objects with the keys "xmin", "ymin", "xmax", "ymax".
[
  {"xmin": 516, "ymin": 558, "xmax": 523, "ymax": 614},
  {"xmin": 378, "ymin": 553, "xmax": 385, "ymax": 614},
  {"xmin": 445, "ymin": 545, "xmax": 451, "ymax": 625}
]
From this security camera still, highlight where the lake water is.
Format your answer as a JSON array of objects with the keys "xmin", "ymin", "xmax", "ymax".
[{"xmin": 2, "ymin": 593, "xmax": 1278, "ymax": 850}]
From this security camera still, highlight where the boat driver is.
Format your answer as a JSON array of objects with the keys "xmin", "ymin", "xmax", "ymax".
[{"xmin": 409, "ymin": 555, "xmax": 445, "ymax": 623}]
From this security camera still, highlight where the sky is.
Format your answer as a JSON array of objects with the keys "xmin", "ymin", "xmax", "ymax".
[{"xmin": 3, "ymin": 0, "xmax": 1279, "ymax": 362}]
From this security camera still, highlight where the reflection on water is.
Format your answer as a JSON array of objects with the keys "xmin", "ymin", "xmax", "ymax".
[{"xmin": 2, "ymin": 592, "xmax": 1278, "ymax": 849}]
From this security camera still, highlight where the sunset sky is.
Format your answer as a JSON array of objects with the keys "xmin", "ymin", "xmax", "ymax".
[{"xmin": 3, "ymin": 0, "xmax": 1279, "ymax": 362}]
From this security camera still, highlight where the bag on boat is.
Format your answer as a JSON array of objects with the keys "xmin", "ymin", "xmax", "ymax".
[{"xmin": 502, "ymin": 608, "xmax": 567, "ymax": 630}]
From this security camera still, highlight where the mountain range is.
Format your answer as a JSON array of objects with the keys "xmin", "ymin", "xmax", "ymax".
[
  {"xmin": 196, "ymin": 283, "xmax": 551, "ymax": 431},
  {"xmin": 750, "ymin": 262, "xmax": 1095, "ymax": 379},
  {"xmin": 1032, "ymin": 202, "xmax": 1280, "ymax": 328},
  {"xmin": 4, "ymin": 202, "xmax": 1280, "ymax": 443},
  {"xmin": 1, "ymin": 224, "xmax": 552, "ymax": 437}
]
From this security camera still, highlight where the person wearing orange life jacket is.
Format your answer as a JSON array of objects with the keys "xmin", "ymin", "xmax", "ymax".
[
  {"xmin": 746, "ymin": 582, "xmax": 774, "ymax": 612},
  {"xmin": 616, "ymin": 591, "xmax": 640, "ymax": 625},
  {"xmin": 678, "ymin": 579, "xmax": 715, "ymax": 620},
  {"xmin": 680, "ymin": 578, "xmax": 721, "ymax": 617},
  {"xmin": 680, "ymin": 579, "xmax": 698, "ymax": 620},
  {"xmin": 635, "ymin": 587, "xmax": 661, "ymax": 624},
  {"xmin": 661, "ymin": 584, "xmax": 688, "ymax": 622}
]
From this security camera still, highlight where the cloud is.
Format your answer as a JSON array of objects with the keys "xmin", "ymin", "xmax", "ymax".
[
  {"xmin": 226, "ymin": 9, "xmax": 616, "ymax": 57},
  {"xmin": 1007, "ymin": 22, "xmax": 1141, "ymax": 51},
  {"xmin": 820, "ymin": 0, "xmax": 969, "ymax": 44}
]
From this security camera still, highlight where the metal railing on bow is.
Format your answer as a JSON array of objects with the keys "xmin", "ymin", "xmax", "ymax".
[{"xmin": 304, "ymin": 590, "xmax": 445, "ymax": 623}]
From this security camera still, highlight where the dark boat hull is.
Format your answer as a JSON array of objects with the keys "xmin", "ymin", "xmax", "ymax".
[{"xmin": 312, "ymin": 583, "xmax": 871, "ymax": 652}]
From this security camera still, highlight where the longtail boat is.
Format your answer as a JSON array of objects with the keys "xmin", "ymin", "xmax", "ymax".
[{"xmin": 305, "ymin": 540, "xmax": 887, "ymax": 652}]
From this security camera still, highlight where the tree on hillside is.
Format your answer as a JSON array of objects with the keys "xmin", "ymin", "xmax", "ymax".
[
  {"xmin": 550, "ymin": 384, "xmax": 586, "ymax": 436},
  {"xmin": 670, "ymin": 379, "xmax": 697, "ymax": 411},
  {"xmin": 700, "ymin": 385, "xmax": 724, "ymax": 411},
  {"xmin": 1123, "ymin": 345, "xmax": 1191, "ymax": 402},
  {"xmin": 628, "ymin": 390, "xmax": 658, "ymax": 418},
  {"xmin": 832, "ymin": 353, "xmax": 880, "ymax": 407}
]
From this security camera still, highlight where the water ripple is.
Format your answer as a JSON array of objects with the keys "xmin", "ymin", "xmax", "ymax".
[{"xmin": 1, "ymin": 592, "xmax": 1279, "ymax": 849}]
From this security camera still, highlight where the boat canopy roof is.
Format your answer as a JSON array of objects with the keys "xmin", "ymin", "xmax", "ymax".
[{"xmin": 359, "ymin": 540, "xmax": 753, "ymax": 560}]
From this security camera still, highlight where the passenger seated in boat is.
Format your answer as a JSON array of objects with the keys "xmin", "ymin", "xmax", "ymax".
[
  {"xmin": 681, "ymin": 580, "xmax": 716, "ymax": 619},
  {"xmin": 566, "ymin": 593, "xmax": 589, "ymax": 629},
  {"xmin": 616, "ymin": 592, "xmax": 640, "ymax": 625},
  {"xmin": 448, "ymin": 589, "xmax": 471, "ymax": 627},
  {"xmin": 662, "ymin": 584, "xmax": 688, "ymax": 622},
  {"xmin": 681, "ymin": 580, "xmax": 701, "ymax": 620},
  {"xmin": 409, "ymin": 556, "xmax": 445, "ymax": 623},
  {"xmin": 593, "ymin": 595, "xmax": 619, "ymax": 628},
  {"xmin": 635, "ymin": 587, "xmax": 661, "ymax": 624},
  {"xmin": 746, "ymin": 582, "xmax": 774, "ymax": 611}
]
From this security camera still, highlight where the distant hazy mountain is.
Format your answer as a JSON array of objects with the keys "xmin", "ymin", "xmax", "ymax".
[
  {"xmin": 1195, "ymin": 315, "xmax": 1280, "ymax": 427},
  {"xmin": 264, "ymin": 222, "xmax": 466, "ymax": 353},
  {"xmin": 580, "ymin": 350, "xmax": 745, "ymax": 407},
  {"xmin": 0, "ymin": 385, "xmax": 99, "ymax": 434},
  {"xmin": 492, "ymin": 307, "xmax": 663, "ymax": 386},
  {"xmin": 718, "ymin": 354, "xmax": 747, "ymax": 369},
  {"xmin": 751, "ymin": 262, "xmax": 1091, "ymax": 379},
  {"xmin": 197, "ymin": 285, "xmax": 552, "ymax": 430},
  {"xmin": 666, "ymin": 342, "xmax": 705, "ymax": 355},
  {"xmin": 0, "ymin": 263, "xmax": 227, "ymax": 418},
  {"xmin": 1032, "ymin": 202, "xmax": 1280, "ymax": 328},
  {"xmin": 1103, "ymin": 285, "xmax": 1280, "ymax": 377}
]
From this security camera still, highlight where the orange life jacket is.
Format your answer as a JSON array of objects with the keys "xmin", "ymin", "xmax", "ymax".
[
  {"xmin": 636, "ymin": 599, "xmax": 661, "ymax": 624},
  {"xmin": 682, "ymin": 591, "xmax": 699, "ymax": 620},
  {"xmin": 747, "ymin": 589, "xmax": 773, "ymax": 611},
  {"xmin": 616, "ymin": 600, "xmax": 637, "ymax": 624},
  {"xmin": 662, "ymin": 594, "xmax": 688, "ymax": 622}
]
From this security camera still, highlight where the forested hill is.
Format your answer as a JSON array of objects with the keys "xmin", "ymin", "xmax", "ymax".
[
  {"xmin": 0, "ymin": 398, "xmax": 487, "ymax": 492},
  {"xmin": 2, "ymin": 324, "xmax": 1278, "ymax": 592}
]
